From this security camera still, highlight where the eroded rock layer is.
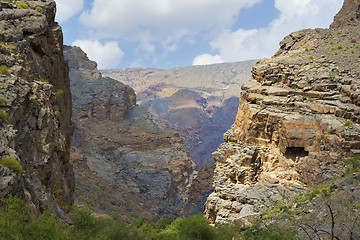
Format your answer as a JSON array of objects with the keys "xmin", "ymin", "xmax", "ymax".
[
  {"xmin": 205, "ymin": 0, "xmax": 360, "ymax": 224},
  {"xmin": 0, "ymin": 0, "xmax": 74, "ymax": 216}
]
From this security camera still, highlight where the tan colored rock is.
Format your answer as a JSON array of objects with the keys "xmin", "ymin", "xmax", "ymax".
[{"xmin": 205, "ymin": 1, "xmax": 360, "ymax": 224}]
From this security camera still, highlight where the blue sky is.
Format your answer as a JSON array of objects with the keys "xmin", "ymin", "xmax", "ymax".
[{"xmin": 55, "ymin": 0, "xmax": 343, "ymax": 69}]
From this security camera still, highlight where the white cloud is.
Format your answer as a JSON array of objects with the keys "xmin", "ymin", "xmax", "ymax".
[
  {"xmin": 192, "ymin": 54, "xmax": 224, "ymax": 66},
  {"xmin": 195, "ymin": 0, "xmax": 343, "ymax": 62},
  {"xmin": 72, "ymin": 40, "xmax": 124, "ymax": 69},
  {"xmin": 79, "ymin": 0, "xmax": 261, "ymax": 43},
  {"xmin": 55, "ymin": 0, "xmax": 84, "ymax": 23}
]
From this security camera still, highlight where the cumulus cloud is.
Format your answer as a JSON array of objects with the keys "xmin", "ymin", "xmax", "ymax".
[
  {"xmin": 55, "ymin": 0, "xmax": 84, "ymax": 23},
  {"xmin": 192, "ymin": 54, "xmax": 224, "ymax": 66},
  {"xmin": 195, "ymin": 0, "xmax": 343, "ymax": 63},
  {"xmin": 79, "ymin": 0, "xmax": 261, "ymax": 43},
  {"xmin": 72, "ymin": 40, "xmax": 124, "ymax": 69}
]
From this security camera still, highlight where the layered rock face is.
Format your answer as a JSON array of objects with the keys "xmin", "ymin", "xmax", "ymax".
[
  {"xmin": 64, "ymin": 46, "xmax": 201, "ymax": 218},
  {"xmin": 205, "ymin": 0, "xmax": 360, "ymax": 224},
  {"xmin": 0, "ymin": 0, "xmax": 74, "ymax": 216},
  {"xmin": 102, "ymin": 61, "xmax": 255, "ymax": 167}
]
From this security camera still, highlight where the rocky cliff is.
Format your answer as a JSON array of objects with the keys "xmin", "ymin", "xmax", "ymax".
[
  {"xmin": 64, "ymin": 46, "xmax": 205, "ymax": 219},
  {"xmin": 101, "ymin": 61, "xmax": 255, "ymax": 167},
  {"xmin": 205, "ymin": 0, "xmax": 360, "ymax": 224},
  {"xmin": 0, "ymin": 0, "xmax": 74, "ymax": 217}
]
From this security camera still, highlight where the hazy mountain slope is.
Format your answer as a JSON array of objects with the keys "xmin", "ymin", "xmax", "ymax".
[{"xmin": 102, "ymin": 61, "xmax": 256, "ymax": 167}]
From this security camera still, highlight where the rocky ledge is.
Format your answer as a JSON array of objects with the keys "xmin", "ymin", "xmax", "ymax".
[
  {"xmin": 204, "ymin": 0, "xmax": 360, "ymax": 225},
  {"xmin": 0, "ymin": 0, "xmax": 74, "ymax": 217}
]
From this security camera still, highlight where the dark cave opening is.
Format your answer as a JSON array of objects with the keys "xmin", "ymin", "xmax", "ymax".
[{"xmin": 284, "ymin": 147, "xmax": 309, "ymax": 161}]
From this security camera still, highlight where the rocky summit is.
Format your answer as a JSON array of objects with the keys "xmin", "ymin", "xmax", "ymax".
[
  {"xmin": 64, "ymin": 46, "xmax": 210, "ymax": 219},
  {"xmin": 204, "ymin": 0, "xmax": 360, "ymax": 225},
  {"xmin": 0, "ymin": 0, "xmax": 74, "ymax": 217}
]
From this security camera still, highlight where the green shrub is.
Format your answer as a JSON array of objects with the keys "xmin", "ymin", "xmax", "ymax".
[
  {"xmin": 0, "ymin": 65, "xmax": 9, "ymax": 74},
  {"xmin": 56, "ymin": 89, "xmax": 64, "ymax": 97},
  {"xmin": 71, "ymin": 204, "xmax": 95, "ymax": 230},
  {"xmin": 0, "ymin": 109, "xmax": 7, "ymax": 121},
  {"xmin": 0, "ymin": 195, "xmax": 30, "ymax": 239},
  {"xmin": 337, "ymin": 45, "xmax": 343, "ymax": 50},
  {"xmin": 345, "ymin": 155, "xmax": 360, "ymax": 174},
  {"xmin": 178, "ymin": 214, "xmax": 215, "ymax": 240},
  {"xmin": 18, "ymin": 3, "xmax": 29, "ymax": 9},
  {"xmin": 108, "ymin": 221, "xmax": 143, "ymax": 240},
  {"xmin": 35, "ymin": 6, "xmax": 43, "ymax": 13},
  {"xmin": 334, "ymin": 51, "xmax": 338, "ymax": 55},
  {"xmin": 330, "ymin": 47, "xmax": 335, "ymax": 51},
  {"xmin": 0, "ymin": 158, "xmax": 22, "ymax": 175},
  {"xmin": 308, "ymin": 55, "xmax": 314, "ymax": 60},
  {"xmin": 344, "ymin": 121, "xmax": 352, "ymax": 127},
  {"xmin": 0, "ymin": 195, "xmax": 68, "ymax": 240},
  {"xmin": 329, "ymin": 41, "xmax": 334, "ymax": 44},
  {"xmin": 0, "ymin": 96, "xmax": 7, "ymax": 105},
  {"xmin": 39, "ymin": 76, "xmax": 46, "ymax": 83},
  {"xmin": 242, "ymin": 223, "xmax": 297, "ymax": 240}
]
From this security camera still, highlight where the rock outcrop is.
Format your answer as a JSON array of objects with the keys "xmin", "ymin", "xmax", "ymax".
[
  {"xmin": 205, "ymin": 1, "xmax": 360, "ymax": 224},
  {"xmin": 64, "ymin": 46, "xmax": 202, "ymax": 219},
  {"xmin": 330, "ymin": 0, "xmax": 360, "ymax": 28},
  {"xmin": 0, "ymin": 0, "xmax": 74, "ymax": 216}
]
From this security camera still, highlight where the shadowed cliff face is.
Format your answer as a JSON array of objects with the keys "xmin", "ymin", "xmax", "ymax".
[
  {"xmin": 0, "ymin": 0, "xmax": 74, "ymax": 217},
  {"xmin": 65, "ymin": 46, "xmax": 209, "ymax": 219},
  {"xmin": 205, "ymin": 1, "xmax": 360, "ymax": 225}
]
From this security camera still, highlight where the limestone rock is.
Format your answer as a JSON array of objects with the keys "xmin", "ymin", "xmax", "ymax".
[{"xmin": 205, "ymin": 1, "xmax": 360, "ymax": 224}]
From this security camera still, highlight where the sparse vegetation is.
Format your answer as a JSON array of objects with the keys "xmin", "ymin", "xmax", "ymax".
[
  {"xmin": 0, "ymin": 65, "xmax": 9, "ymax": 75},
  {"xmin": 0, "ymin": 158, "xmax": 22, "ymax": 175},
  {"xmin": 0, "ymin": 109, "xmax": 8, "ymax": 121},
  {"xmin": 56, "ymin": 89, "xmax": 64, "ymax": 97},
  {"xmin": 345, "ymin": 154, "xmax": 360, "ymax": 174},
  {"xmin": 344, "ymin": 121, "xmax": 352, "ymax": 128},
  {"xmin": 35, "ymin": 6, "xmax": 43, "ymax": 13},
  {"xmin": 18, "ymin": 2, "xmax": 29, "ymax": 9}
]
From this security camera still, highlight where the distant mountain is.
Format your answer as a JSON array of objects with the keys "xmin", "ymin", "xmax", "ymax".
[{"xmin": 101, "ymin": 61, "xmax": 256, "ymax": 167}]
